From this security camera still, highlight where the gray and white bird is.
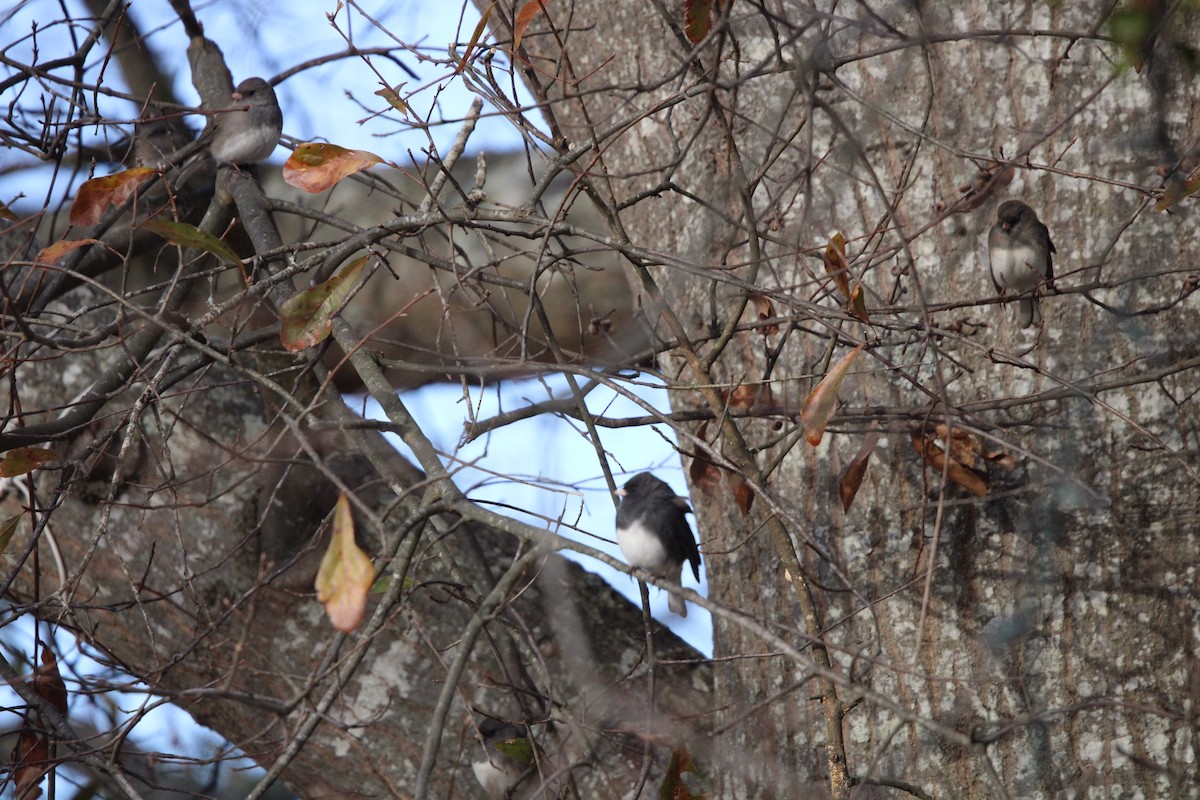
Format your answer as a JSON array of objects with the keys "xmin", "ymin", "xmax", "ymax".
[
  {"xmin": 208, "ymin": 77, "xmax": 283, "ymax": 165},
  {"xmin": 987, "ymin": 199, "xmax": 1056, "ymax": 328},
  {"xmin": 615, "ymin": 472, "xmax": 702, "ymax": 617}
]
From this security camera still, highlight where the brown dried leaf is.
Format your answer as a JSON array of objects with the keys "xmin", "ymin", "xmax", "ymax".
[
  {"xmin": 848, "ymin": 282, "xmax": 870, "ymax": 323},
  {"xmin": 822, "ymin": 231, "xmax": 852, "ymax": 303},
  {"xmin": 69, "ymin": 167, "xmax": 157, "ymax": 226},
  {"xmin": 33, "ymin": 649, "xmax": 67, "ymax": 715},
  {"xmin": 282, "ymin": 143, "xmax": 387, "ymax": 193},
  {"xmin": 688, "ymin": 422, "xmax": 721, "ymax": 496},
  {"xmin": 749, "ymin": 292, "xmax": 780, "ymax": 335},
  {"xmin": 801, "ymin": 345, "xmax": 863, "ymax": 446},
  {"xmin": 953, "ymin": 164, "xmax": 1016, "ymax": 212},
  {"xmin": 0, "ymin": 513, "xmax": 21, "ymax": 554},
  {"xmin": 659, "ymin": 745, "xmax": 703, "ymax": 799},
  {"xmin": 315, "ymin": 493, "xmax": 375, "ymax": 632},
  {"xmin": 279, "ymin": 255, "xmax": 370, "ymax": 351},
  {"xmin": 13, "ymin": 729, "xmax": 49, "ymax": 800},
  {"xmin": 839, "ymin": 428, "xmax": 880, "ymax": 511},
  {"xmin": 911, "ymin": 430, "xmax": 988, "ymax": 496},
  {"xmin": 730, "ymin": 475, "xmax": 754, "ymax": 515}
]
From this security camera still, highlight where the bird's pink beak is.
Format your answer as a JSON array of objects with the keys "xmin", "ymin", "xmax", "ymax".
[{"xmin": 616, "ymin": 489, "xmax": 628, "ymax": 497}]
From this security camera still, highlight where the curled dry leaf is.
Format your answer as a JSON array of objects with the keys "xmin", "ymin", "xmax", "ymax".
[
  {"xmin": 69, "ymin": 167, "xmax": 157, "ymax": 226},
  {"xmin": 839, "ymin": 426, "xmax": 880, "ymax": 511},
  {"xmin": 659, "ymin": 745, "xmax": 703, "ymax": 800},
  {"xmin": 279, "ymin": 255, "xmax": 370, "ymax": 351},
  {"xmin": 34, "ymin": 649, "xmax": 68, "ymax": 715},
  {"xmin": 748, "ymin": 292, "xmax": 780, "ymax": 335},
  {"xmin": 801, "ymin": 345, "xmax": 863, "ymax": 446},
  {"xmin": 910, "ymin": 425, "xmax": 988, "ymax": 497},
  {"xmin": 730, "ymin": 475, "xmax": 754, "ymax": 515},
  {"xmin": 283, "ymin": 143, "xmax": 387, "ymax": 193},
  {"xmin": 684, "ymin": 0, "xmax": 716, "ymax": 44},
  {"xmin": 950, "ymin": 164, "xmax": 1016, "ymax": 213},
  {"xmin": 315, "ymin": 493, "xmax": 375, "ymax": 632},
  {"xmin": 375, "ymin": 85, "xmax": 409, "ymax": 115}
]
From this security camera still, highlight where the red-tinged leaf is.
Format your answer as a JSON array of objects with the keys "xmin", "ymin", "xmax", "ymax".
[
  {"xmin": 951, "ymin": 164, "xmax": 1015, "ymax": 213},
  {"xmin": 658, "ymin": 745, "xmax": 702, "ymax": 799},
  {"xmin": 279, "ymin": 255, "xmax": 370, "ymax": 351},
  {"xmin": 839, "ymin": 427, "xmax": 880, "ymax": 511},
  {"xmin": 35, "ymin": 239, "xmax": 100, "ymax": 266},
  {"xmin": 142, "ymin": 219, "xmax": 243, "ymax": 266},
  {"xmin": 13, "ymin": 729, "xmax": 49, "ymax": 800},
  {"xmin": 749, "ymin": 292, "xmax": 780, "ymax": 335},
  {"xmin": 456, "ymin": 1, "xmax": 495, "ymax": 74},
  {"xmin": 375, "ymin": 85, "xmax": 409, "ymax": 115},
  {"xmin": 513, "ymin": 0, "xmax": 548, "ymax": 50},
  {"xmin": 69, "ymin": 167, "xmax": 157, "ymax": 226},
  {"xmin": 0, "ymin": 513, "xmax": 21, "ymax": 554},
  {"xmin": 725, "ymin": 383, "xmax": 774, "ymax": 410},
  {"xmin": 33, "ymin": 649, "xmax": 67, "ymax": 715},
  {"xmin": 282, "ymin": 143, "xmax": 387, "ymax": 193},
  {"xmin": 315, "ymin": 493, "xmax": 375, "ymax": 632},
  {"xmin": 689, "ymin": 422, "xmax": 721, "ymax": 496},
  {"xmin": 685, "ymin": 0, "xmax": 715, "ymax": 44},
  {"xmin": 0, "ymin": 447, "xmax": 58, "ymax": 477},
  {"xmin": 910, "ymin": 429, "xmax": 988, "ymax": 497},
  {"xmin": 849, "ymin": 282, "xmax": 870, "ymax": 322},
  {"xmin": 822, "ymin": 231, "xmax": 852, "ymax": 304},
  {"xmin": 730, "ymin": 475, "xmax": 754, "ymax": 515},
  {"xmin": 801, "ymin": 345, "xmax": 863, "ymax": 446}
]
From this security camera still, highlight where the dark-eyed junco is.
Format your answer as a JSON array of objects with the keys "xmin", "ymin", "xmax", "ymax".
[
  {"xmin": 471, "ymin": 719, "xmax": 536, "ymax": 799},
  {"xmin": 208, "ymin": 77, "xmax": 282, "ymax": 165},
  {"xmin": 615, "ymin": 472, "xmax": 701, "ymax": 617},
  {"xmin": 987, "ymin": 199, "xmax": 1056, "ymax": 328}
]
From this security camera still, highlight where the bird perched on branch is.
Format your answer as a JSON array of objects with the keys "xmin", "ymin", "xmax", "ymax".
[
  {"xmin": 987, "ymin": 199, "xmax": 1056, "ymax": 328},
  {"xmin": 209, "ymin": 77, "xmax": 283, "ymax": 165},
  {"xmin": 615, "ymin": 472, "xmax": 702, "ymax": 617}
]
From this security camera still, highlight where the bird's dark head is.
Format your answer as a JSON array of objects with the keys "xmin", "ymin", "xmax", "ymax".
[
  {"xmin": 619, "ymin": 472, "xmax": 670, "ymax": 499},
  {"xmin": 996, "ymin": 199, "xmax": 1031, "ymax": 232}
]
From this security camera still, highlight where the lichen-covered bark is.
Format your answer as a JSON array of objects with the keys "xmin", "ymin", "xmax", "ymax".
[{"xmin": 501, "ymin": 0, "xmax": 1200, "ymax": 796}]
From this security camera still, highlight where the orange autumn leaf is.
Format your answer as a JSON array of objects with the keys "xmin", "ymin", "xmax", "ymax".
[
  {"xmin": 279, "ymin": 255, "xmax": 370, "ymax": 351},
  {"xmin": 35, "ymin": 239, "xmax": 100, "ymax": 266},
  {"xmin": 801, "ymin": 345, "xmax": 863, "ymax": 446},
  {"xmin": 70, "ymin": 167, "xmax": 157, "ymax": 226},
  {"xmin": 688, "ymin": 421, "xmax": 721, "ymax": 497},
  {"xmin": 315, "ymin": 493, "xmax": 375, "ymax": 632},
  {"xmin": 684, "ymin": 0, "xmax": 716, "ymax": 44},
  {"xmin": 513, "ymin": 0, "xmax": 549, "ymax": 49},
  {"xmin": 456, "ymin": 1, "xmax": 495, "ymax": 74},
  {"xmin": 730, "ymin": 475, "xmax": 754, "ymax": 515},
  {"xmin": 282, "ymin": 143, "xmax": 387, "ymax": 193}
]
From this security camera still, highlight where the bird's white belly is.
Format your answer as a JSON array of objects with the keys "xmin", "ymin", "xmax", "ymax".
[
  {"xmin": 991, "ymin": 245, "xmax": 1045, "ymax": 293},
  {"xmin": 617, "ymin": 520, "xmax": 669, "ymax": 571}
]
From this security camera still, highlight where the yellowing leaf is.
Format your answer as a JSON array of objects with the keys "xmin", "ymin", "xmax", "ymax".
[
  {"xmin": 315, "ymin": 493, "xmax": 375, "ymax": 632},
  {"xmin": 279, "ymin": 255, "xmax": 370, "ymax": 351},
  {"xmin": 0, "ymin": 447, "xmax": 58, "ymax": 477},
  {"xmin": 375, "ymin": 85, "xmax": 409, "ymax": 115},
  {"xmin": 0, "ymin": 514, "xmax": 21, "ymax": 554},
  {"xmin": 456, "ymin": 1, "xmax": 495, "ymax": 74},
  {"xmin": 749, "ymin": 292, "xmax": 780, "ymax": 335},
  {"xmin": 282, "ymin": 143, "xmax": 387, "ymax": 194},
  {"xmin": 36, "ymin": 238, "xmax": 100, "ymax": 266},
  {"xmin": 513, "ymin": 0, "xmax": 548, "ymax": 49},
  {"xmin": 70, "ymin": 167, "xmax": 157, "ymax": 226},
  {"xmin": 0, "ymin": 201, "xmax": 19, "ymax": 221},
  {"xmin": 801, "ymin": 345, "xmax": 863, "ymax": 446},
  {"xmin": 142, "ymin": 219, "xmax": 243, "ymax": 266}
]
